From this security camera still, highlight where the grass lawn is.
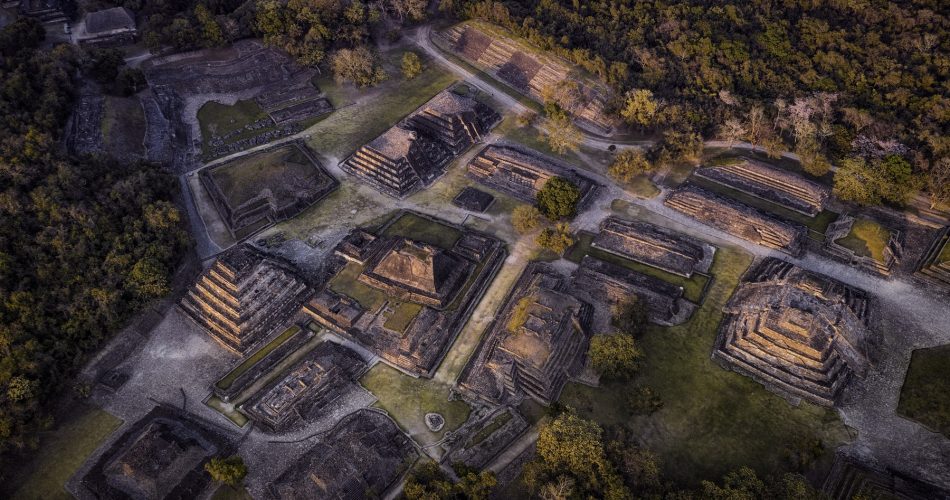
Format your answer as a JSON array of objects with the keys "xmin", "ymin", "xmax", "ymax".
[
  {"xmin": 211, "ymin": 485, "xmax": 254, "ymax": 500},
  {"xmin": 360, "ymin": 364, "xmax": 471, "ymax": 447},
  {"xmin": 304, "ymin": 48, "xmax": 458, "ymax": 159},
  {"xmin": 215, "ymin": 325, "xmax": 301, "ymax": 391},
  {"xmin": 328, "ymin": 262, "xmax": 387, "ymax": 312},
  {"xmin": 208, "ymin": 144, "xmax": 325, "ymax": 208},
  {"xmin": 897, "ymin": 345, "xmax": 950, "ymax": 438},
  {"xmin": 566, "ymin": 231, "xmax": 709, "ymax": 303},
  {"xmin": 622, "ymin": 174, "xmax": 661, "ymax": 199},
  {"xmin": 835, "ymin": 218, "xmax": 891, "ymax": 262},
  {"xmin": 689, "ymin": 175, "xmax": 839, "ymax": 236},
  {"xmin": 559, "ymin": 247, "xmax": 850, "ymax": 487},
  {"xmin": 13, "ymin": 404, "xmax": 122, "ymax": 500},
  {"xmin": 382, "ymin": 211, "xmax": 463, "ymax": 249},
  {"xmin": 101, "ymin": 96, "xmax": 145, "ymax": 157},
  {"xmin": 383, "ymin": 301, "xmax": 424, "ymax": 332}
]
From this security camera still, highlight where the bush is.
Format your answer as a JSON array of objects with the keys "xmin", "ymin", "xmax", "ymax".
[
  {"xmin": 512, "ymin": 204, "xmax": 541, "ymax": 234},
  {"xmin": 331, "ymin": 46, "xmax": 387, "ymax": 87},
  {"xmin": 536, "ymin": 223, "xmax": 574, "ymax": 254},
  {"xmin": 625, "ymin": 386, "xmax": 663, "ymax": 415},
  {"xmin": 608, "ymin": 149, "xmax": 654, "ymax": 184},
  {"xmin": 588, "ymin": 333, "xmax": 641, "ymax": 380},
  {"xmin": 204, "ymin": 455, "xmax": 247, "ymax": 487},
  {"xmin": 611, "ymin": 297, "xmax": 648, "ymax": 336},
  {"xmin": 401, "ymin": 51, "xmax": 423, "ymax": 79},
  {"xmin": 536, "ymin": 177, "xmax": 580, "ymax": 220}
]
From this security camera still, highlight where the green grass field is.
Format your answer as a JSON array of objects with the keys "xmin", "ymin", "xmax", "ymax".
[
  {"xmin": 328, "ymin": 263, "xmax": 387, "ymax": 312},
  {"xmin": 383, "ymin": 301, "xmax": 424, "ymax": 332},
  {"xmin": 208, "ymin": 144, "xmax": 324, "ymax": 208},
  {"xmin": 835, "ymin": 218, "xmax": 891, "ymax": 262},
  {"xmin": 13, "ymin": 405, "xmax": 122, "ymax": 500},
  {"xmin": 215, "ymin": 325, "xmax": 302, "ymax": 391},
  {"xmin": 566, "ymin": 232, "xmax": 709, "ymax": 303},
  {"xmin": 493, "ymin": 114, "xmax": 584, "ymax": 167},
  {"xmin": 360, "ymin": 364, "xmax": 471, "ymax": 447},
  {"xmin": 559, "ymin": 247, "xmax": 850, "ymax": 487},
  {"xmin": 381, "ymin": 211, "xmax": 463, "ymax": 249},
  {"xmin": 898, "ymin": 345, "xmax": 950, "ymax": 438},
  {"xmin": 622, "ymin": 174, "xmax": 661, "ymax": 199}
]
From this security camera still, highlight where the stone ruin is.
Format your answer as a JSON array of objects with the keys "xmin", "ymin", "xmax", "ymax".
[
  {"xmin": 572, "ymin": 256, "xmax": 695, "ymax": 326},
  {"xmin": 467, "ymin": 144, "xmax": 599, "ymax": 206},
  {"xmin": 821, "ymin": 452, "xmax": 950, "ymax": 500},
  {"xmin": 592, "ymin": 216, "xmax": 715, "ymax": 278},
  {"xmin": 11, "ymin": 0, "xmax": 68, "ymax": 24},
  {"xmin": 179, "ymin": 244, "xmax": 312, "ymax": 354},
  {"xmin": 453, "ymin": 186, "xmax": 496, "ymax": 212},
  {"xmin": 712, "ymin": 258, "xmax": 872, "ymax": 407},
  {"xmin": 199, "ymin": 141, "xmax": 338, "ymax": 239},
  {"xmin": 341, "ymin": 90, "xmax": 499, "ymax": 198},
  {"xmin": 695, "ymin": 158, "xmax": 830, "ymax": 216},
  {"xmin": 439, "ymin": 23, "xmax": 618, "ymax": 135},
  {"xmin": 268, "ymin": 409, "xmax": 418, "ymax": 499},
  {"xmin": 75, "ymin": 6, "xmax": 137, "ymax": 47},
  {"xmin": 825, "ymin": 215, "xmax": 903, "ymax": 277},
  {"xmin": 915, "ymin": 225, "xmax": 950, "ymax": 290},
  {"xmin": 81, "ymin": 406, "xmax": 226, "ymax": 500},
  {"xmin": 302, "ymin": 216, "xmax": 506, "ymax": 377},
  {"xmin": 665, "ymin": 184, "xmax": 808, "ymax": 256},
  {"xmin": 447, "ymin": 407, "xmax": 529, "ymax": 469},
  {"xmin": 458, "ymin": 262, "xmax": 593, "ymax": 406},
  {"xmin": 243, "ymin": 341, "xmax": 367, "ymax": 433}
]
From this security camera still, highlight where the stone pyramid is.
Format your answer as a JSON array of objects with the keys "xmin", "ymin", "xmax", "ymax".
[{"xmin": 359, "ymin": 238, "xmax": 470, "ymax": 308}]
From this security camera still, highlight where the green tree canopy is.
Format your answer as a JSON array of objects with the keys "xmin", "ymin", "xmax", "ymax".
[
  {"xmin": 205, "ymin": 455, "xmax": 248, "ymax": 487},
  {"xmin": 588, "ymin": 333, "xmax": 642, "ymax": 380},
  {"xmin": 536, "ymin": 177, "xmax": 581, "ymax": 220}
]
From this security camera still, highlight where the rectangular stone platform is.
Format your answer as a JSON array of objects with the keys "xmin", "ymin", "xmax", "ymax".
[
  {"xmin": 591, "ymin": 216, "xmax": 715, "ymax": 277},
  {"xmin": 467, "ymin": 144, "xmax": 598, "ymax": 207},
  {"xmin": 695, "ymin": 158, "xmax": 830, "ymax": 216}
]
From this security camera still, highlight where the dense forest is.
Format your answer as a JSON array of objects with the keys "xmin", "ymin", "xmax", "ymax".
[
  {"xmin": 0, "ymin": 19, "xmax": 187, "ymax": 467},
  {"xmin": 449, "ymin": 0, "xmax": 949, "ymax": 205}
]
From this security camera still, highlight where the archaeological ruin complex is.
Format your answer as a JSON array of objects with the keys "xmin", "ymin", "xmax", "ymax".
[
  {"xmin": 341, "ymin": 90, "xmax": 499, "ymax": 198},
  {"xmin": 180, "ymin": 245, "xmax": 312, "ymax": 354},
  {"xmin": 467, "ymin": 144, "xmax": 598, "ymax": 206},
  {"xmin": 592, "ymin": 217, "xmax": 715, "ymax": 278},
  {"xmin": 916, "ymin": 226, "xmax": 950, "ymax": 289},
  {"xmin": 303, "ymin": 214, "xmax": 506, "ymax": 377},
  {"xmin": 268, "ymin": 409, "xmax": 418, "ymax": 499},
  {"xmin": 713, "ymin": 258, "xmax": 872, "ymax": 407},
  {"xmin": 439, "ymin": 22, "xmax": 617, "ymax": 134},
  {"xmin": 695, "ymin": 158, "xmax": 830, "ymax": 216},
  {"xmin": 458, "ymin": 263, "xmax": 593, "ymax": 406},
  {"xmin": 665, "ymin": 184, "xmax": 808, "ymax": 256}
]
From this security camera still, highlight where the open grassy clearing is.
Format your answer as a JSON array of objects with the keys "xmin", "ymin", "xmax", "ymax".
[
  {"xmin": 559, "ymin": 247, "xmax": 849, "ymax": 487},
  {"xmin": 897, "ymin": 345, "xmax": 950, "ymax": 438},
  {"xmin": 215, "ymin": 325, "xmax": 301, "ymax": 391},
  {"xmin": 834, "ymin": 218, "xmax": 891, "ymax": 262},
  {"xmin": 493, "ymin": 114, "xmax": 584, "ymax": 167},
  {"xmin": 688, "ymin": 175, "xmax": 839, "ymax": 236},
  {"xmin": 328, "ymin": 262, "xmax": 387, "ymax": 312},
  {"xmin": 13, "ymin": 404, "xmax": 122, "ymax": 500},
  {"xmin": 101, "ymin": 95, "xmax": 145, "ymax": 157},
  {"xmin": 304, "ymin": 48, "xmax": 458, "ymax": 159},
  {"xmin": 360, "ymin": 364, "xmax": 471, "ymax": 447},
  {"xmin": 621, "ymin": 174, "xmax": 661, "ymax": 199},
  {"xmin": 208, "ymin": 144, "xmax": 323, "ymax": 208},
  {"xmin": 383, "ymin": 301, "xmax": 424, "ymax": 332},
  {"xmin": 566, "ymin": 231, "xmax": 709, "ymax": 303},
  {"xmin": 381, "ymin": 211, "xmax": 463, "ymax": 249}
]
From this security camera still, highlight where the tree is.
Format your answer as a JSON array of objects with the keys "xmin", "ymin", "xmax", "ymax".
[
  {"xmin": 401, "ymin": 51, "xmax": 423, "ymax": 79},
  {"xmin": 649, "ymin": 130, "xmax": 703, "ymax": 166},
  {"xmin": 536, "ymin": 177, "xmax": 581, "ymax": 219},
  {"xmin": 204, "ymin": 455, "xmax": 247, "ymax": 487},
  {"xmin": 128, "ymin": 258, "xmax": 170, "ymax": 299},
  {"xmin": 608, "ymin": 149, "xmax": 654, "ymax": 185},
  {"xmin": 542, "ymin": 112, "xmax": 582, "ymax": 154},
  {"xmin": 926, "ymin": 158, "xmax": 950, "ymax": 209},
  {"xmin": 330, "ymin": 46, "xmax": 387, "ymax": 87},
  {"xmin": 588, "ymin": 333, "xmax": 641, "ymax": 380},
  {"xmin": 404, "ymin": 461, "xmax": 496, "ymax": 500},
  {"xmin": 512, "ymin": 205, "xmax": 541, "ymax": 234},
  {"xmin": 115, "ymin": 68, "xmax": 147, "ymax": 96},
  {"xmin": 536, "ymin": 223, "xmax": 574, "ymax": 254},
  {"xmin": 194, "ymin": 4, "xmax": 224, "ymax": 47},
  {"xmin": 833, "ymin": 157, "xmax": 880, "ymax": 205},
  {"xmin": 834, "ymin": 155, "xmax": 921, "ymax": 206},
  {"xmin": 701, "ymin": 467, "xmax": 766, "ymax": 500},
  {"xmin": 389, "ymin": 0, "xmax": 427, "ymax": 24},
  {"xmin": 85, "ymin": 48, "xmax": 125, "ymax": 84},
  {"xmin": 719, "ymin": 118, "xmax": 747, "ymax": 147},
  {"xmin": 611, "ymin": 297, "xmax": 648, "ymax": 336},
  {"xmin": 620, "ymin": 89, "xmax": 658, "ymax": 129}
]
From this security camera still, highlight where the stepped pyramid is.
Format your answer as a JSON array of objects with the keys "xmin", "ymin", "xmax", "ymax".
[
  {"xmin": 915, "ymin": 226, "xmax": 950, "ymax": 289},
  {"xmin": 358, "ymin": 238, "xmax": 473, "ymax": 309},
  {"xmin": 713, "ymin": 258, "xmax": 871, "ymax": 407},
  {"xmin": 179, "ymin": 245, "xmax": 312, "ymax": 353}
]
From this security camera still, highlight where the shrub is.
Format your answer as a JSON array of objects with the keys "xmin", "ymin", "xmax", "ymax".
[{"xmin": 536, "ymin": 177, "xmax": 580, "ymax": 220}]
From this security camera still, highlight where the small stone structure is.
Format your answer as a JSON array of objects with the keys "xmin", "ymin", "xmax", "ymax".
[
  {"xmin": 81, "ymin": 406, "xmax": 227, "ymax": 500},
  {"xmin": 453, "ymin": 187, "xmax": 495, "ymax": 212},
  {"xmin": 915, "ymin": 225, "xmax": 950, "ymax": 289},
  {"xmin": 199, "ymin": 141, "xmax": 338, "ymax": 239},
  {"xmin": 592, "ymin": 216, "xmax": 715, "ymax": 277},
  {"xmin": 9, "ymin": 0, "xmax": 68, "ymax": 24},
  {"xmin": 75, "ymin": 7, "xmax": 137, "ymax": 47},
  {"xmin": 825, "ymin": 215, "xmax": 903, "ymax": 277},
  {"xmin": 302, "ymin": 214, "xmax": 506, "ymax": 377},
  {"xmin": 467, "ymin": 144, "xmax": 598, "ymax": 207},
  {"xmin": 571, "ymin": 256, "xmax": 695, "ymax": 326},
  {"xmin": 341, "ymin": 90, "xmax": 499, "ymax": 198},
  {"xmin": 243, "ymin": 341, "xmax": 368, "ymax": 433},
  {"xmin": 665, "ymin": 184, "xmax": 808, "ymax": 256},
  {"xmin": 448, "ymin": 407, "xmax": 529, "ymax": 469},
  {"xmin": 458, "ymin": 262, "xmax": 593, "ymax": 405},
  {"xmin": 439, "ymin": 22, "xmax": 617, "ymax": 135},
  {"xmin": 712, "ymin": 258, "xmax": 872, "ymax": 407},
  {"xmin": 695, "ymin": 158, "xmax": 830, "ymax": 216},
  {"xmin": 268, "ymin": 409, "xmax": 418, "ymax": 499},
  {"xmin": 179, "ymin": 244, "xmax": 312, "ymax": 354},
  {"xmin": 821, "ymin": 452, "xmax": 950, "ymax": 500},
  {"xmin": 424, "ymin": 413, "xmax": 445, "ymax": 432}
]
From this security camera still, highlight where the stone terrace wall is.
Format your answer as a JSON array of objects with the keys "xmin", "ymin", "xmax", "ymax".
[
  {"xmin": 592, "ymin": 217, "xmax": 714, "ymax": 277},
  {"xmin": 695, "ymin": 158, "xmax": 830, "ymax": 216}
]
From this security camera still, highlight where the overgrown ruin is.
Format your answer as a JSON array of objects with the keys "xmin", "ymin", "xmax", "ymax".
[
  {"xmin": 458, "ymin": 262, "xmax": 593, "ymax": 406},
  {"xmin": 268, "ymin": 409, "xmax": 418, "ymax": 499},
  {"xmin": 180, "ymin": 244, "xmax": 312, "ymax": 354},
  {"xmin": 665, "ymin": 184, "xmax": 808, "ymax": 256},
  {"xmin": 341, "ymin": 90, "xmax": 499, "ymax": 198},
  {"xmin": 467, "ymin": 144, "xmax": 598, "ymax": 206},
  {"xmin": 713, "ymin": 258, "xmax": 872, "ymax": 407},
  {"xmin": 915, "ymin": 226, "xmax": 950, "ymax": 290},
  {"xmin": 695, "ymin": 158, "xmax": 830, "ymax": 216}
]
